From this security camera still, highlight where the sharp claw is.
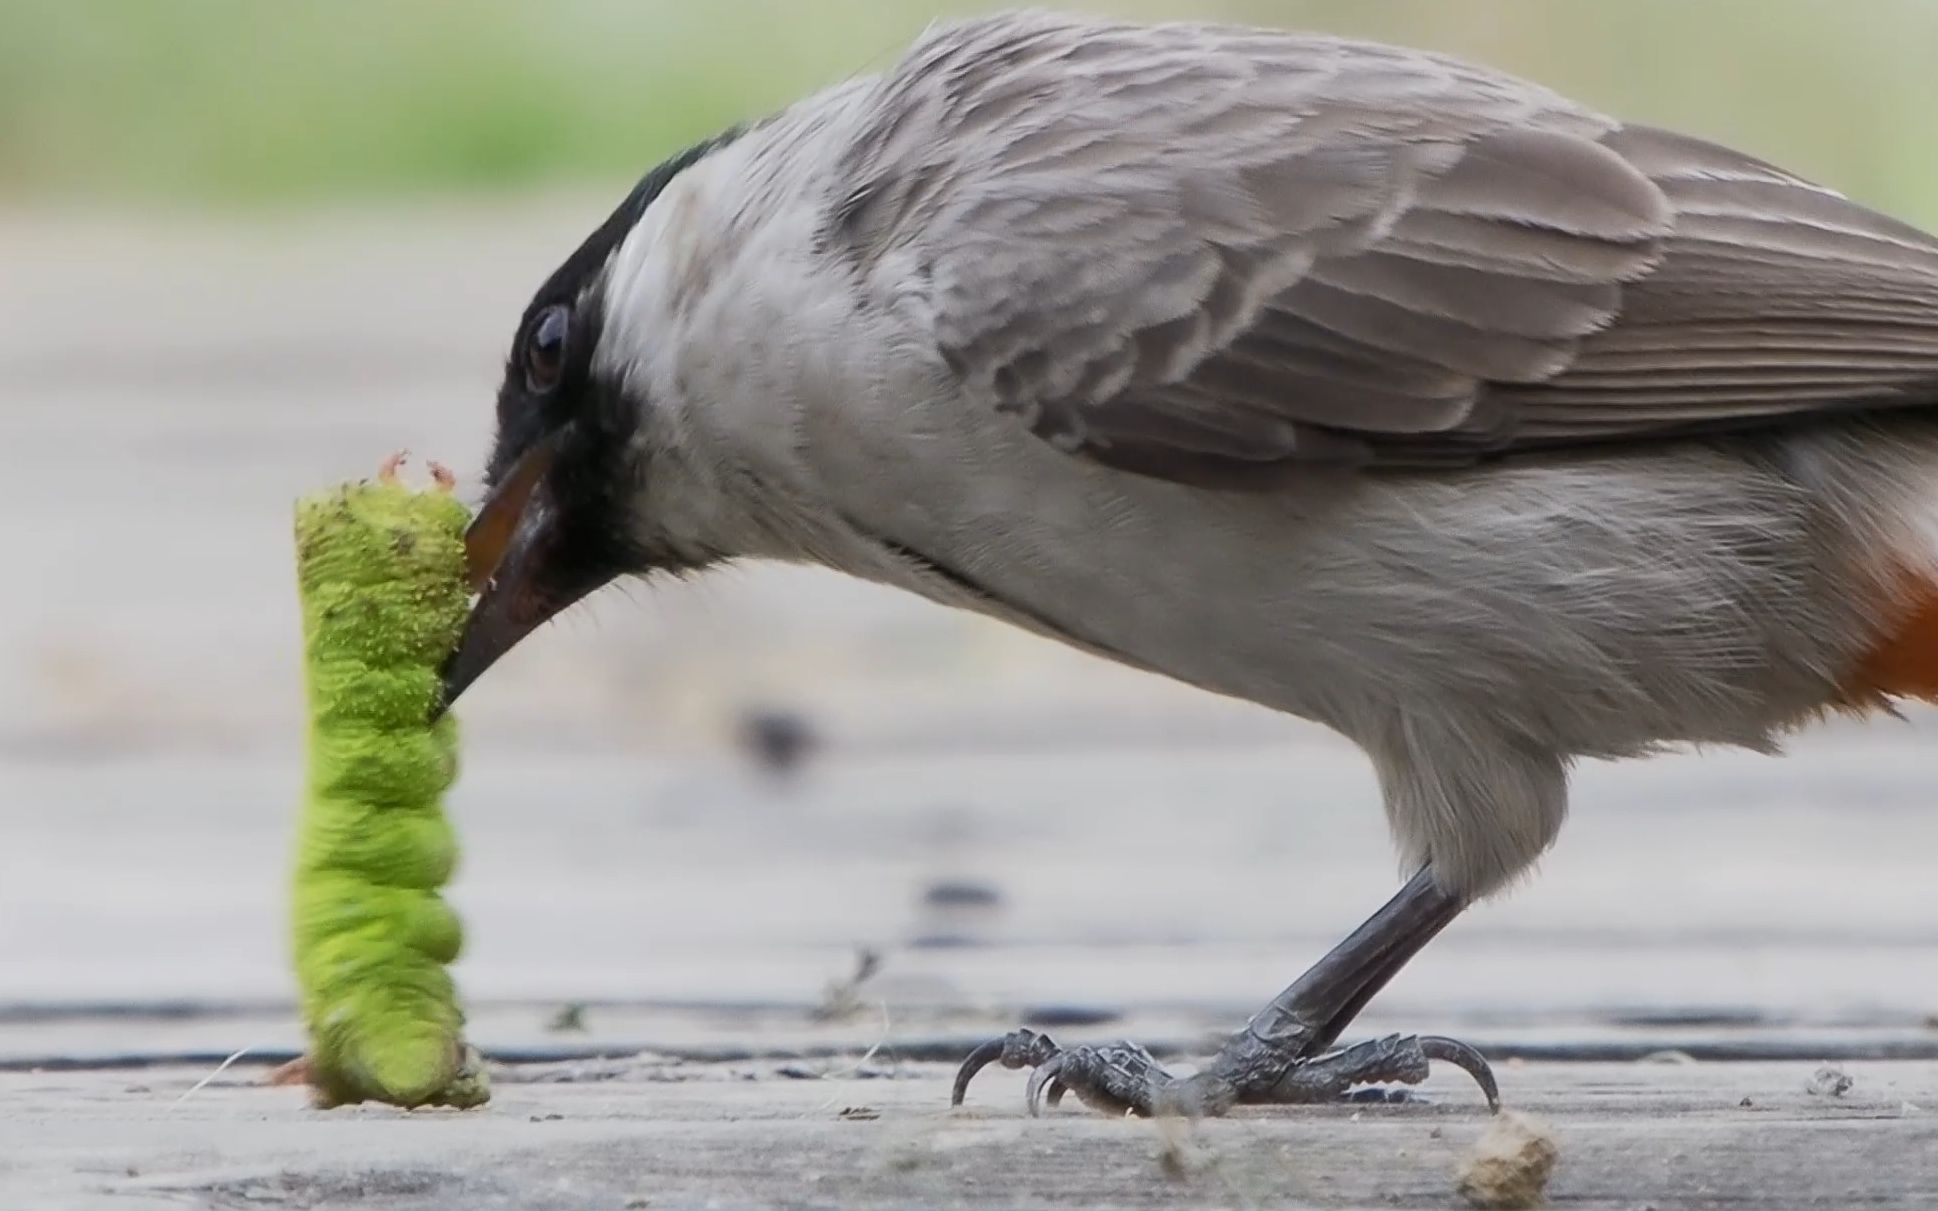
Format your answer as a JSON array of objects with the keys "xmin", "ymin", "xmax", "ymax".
[
  {"xmin": 953, "ymin": 1025, "xmax": 1489, "ymax": 1118},
  {"xmin": 1419, "ymin": 1035, "xmax": 1500, "ymax": 1112},
  {"xmin": 1025, "ymin": 1054, "xmax": 1068, "ymax": 1117},
  {"xmin": 951, "ymin": 1038, "xmax": 1009, "ymax": 1107}
]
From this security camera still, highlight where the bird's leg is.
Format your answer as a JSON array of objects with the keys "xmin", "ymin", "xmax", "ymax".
[{"xmin": 952, "ymin": 867, "xmax": 1498, "ymax": 1117}]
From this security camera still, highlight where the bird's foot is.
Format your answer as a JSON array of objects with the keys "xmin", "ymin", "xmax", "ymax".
[
  {"xmin": 953, "ymin": 1026, "xmax": 1497, "ymax": 1118},
  {"xmin": 952, "ymin": 1029, "xmax": 1167, "ymax": 1117}
]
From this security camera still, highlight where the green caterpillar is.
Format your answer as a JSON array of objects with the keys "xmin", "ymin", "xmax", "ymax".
[{"xmin": 289, "ymin": 459, "xmax": 488, "ymax": 1109}]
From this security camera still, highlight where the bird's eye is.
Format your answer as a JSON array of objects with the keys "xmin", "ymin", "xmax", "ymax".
[{"xmin": 525, "ymin": 304, "xmax": 570, "ymax": 394}]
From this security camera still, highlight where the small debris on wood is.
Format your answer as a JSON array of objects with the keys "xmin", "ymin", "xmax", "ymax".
[
  {"xmin": 912, "ymin": 876, "xmax": 1005, "ymax": 951},
  {"xmin": 838, "ymin": 1105, "xmax": 881, "ymax": 1121},
  {"xmin": 1806, "ymin": 1065, "xmax": 1853, "ymax": 1097},
  {"xmin": 921, "ymin": 880, "xmax": 1003, "ymax": 908},
  {"xmin": 1739, "ymin": 1096, "xmax": 1754, "ymax": 1108},
  {"xmin": 811, "ymin": 947, "xmax": 882, "ymax": 1022},
  {"xmin": 545, "ymin": 1003, "xmax": 589, "ymax": 1034},
  {"xmin": 1639, "ymin": 1049, "xmax": 1697, "ymax": 1066},
  {"xmin": 736, "ymin": 707, "xmax": 819, "ymax": 778},
  {"xmin": 1456, "ymin": 1110, "xmax": 1559, "ymax": 1210}
]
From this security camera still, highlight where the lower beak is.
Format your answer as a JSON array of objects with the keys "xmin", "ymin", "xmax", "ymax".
[{"xmin": 438, "ymin": 440, "xmax": 579, "ymax": 711}]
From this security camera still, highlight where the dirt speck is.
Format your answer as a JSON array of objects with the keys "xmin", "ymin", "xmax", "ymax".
[
  {"xmin": 1154, "ymin": 1118, "xmax": 1210, "ymax": 1182},
  {"xmin": 736, "ymin": 706, "xmax": 818, "ymax": 778},
  {"xmin": 545, "ymin": 1003, "xmax": 589, "ymax": 1033},
  {"xmin": 811, "ymin": 948, "xmax": 883, "ymax": 1023},
  {"xmin": 1456, "ymin": 1110, "xmax": 1559, "ymax": 1210},
  {"xmin": 1806, "ymin": 1065, "xmax": 1853, "ymax": 1097}
]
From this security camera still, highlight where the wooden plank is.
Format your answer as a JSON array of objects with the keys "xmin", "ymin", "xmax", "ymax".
[
  {"xmin": 6, "ymin": 743, "xmax": 1937, "ymax": 1021},
  {"xmin": 5, "ymin": 1059, "xmax": 1935, "ymax": 1210}
]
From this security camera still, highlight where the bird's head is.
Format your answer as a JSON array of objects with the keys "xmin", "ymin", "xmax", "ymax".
[{"xmin": 440, "ymin": 136, "xmax": 737, "ymax": 708}]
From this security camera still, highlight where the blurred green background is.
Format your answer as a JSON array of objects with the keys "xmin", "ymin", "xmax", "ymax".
[{"xmin": 9, "ymin": 0, "xmax": 1938, "ymax": 222}]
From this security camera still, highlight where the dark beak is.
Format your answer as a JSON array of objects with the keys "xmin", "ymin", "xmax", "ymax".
[{"xmin": 437, "ymin": 438, "xmax": 579, "ymax": 712}]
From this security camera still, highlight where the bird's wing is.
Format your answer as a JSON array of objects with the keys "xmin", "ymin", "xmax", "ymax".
[{"xmin": 833, "ymin": 14, "xmax": 1938, "ymax": 481}]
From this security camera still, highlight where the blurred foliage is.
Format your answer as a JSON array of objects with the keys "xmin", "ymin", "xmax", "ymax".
[{"xmin": 5, "ymin": 0, "xmax": 1938, "ymax": 223}]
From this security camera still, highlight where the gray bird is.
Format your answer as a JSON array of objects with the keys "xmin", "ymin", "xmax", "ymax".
[{"xmin": 441, "ymin": 10, "xmax": 1938, "ymax": 1117}]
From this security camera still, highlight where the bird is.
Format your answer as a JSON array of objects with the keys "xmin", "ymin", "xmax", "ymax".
[{"xmin": 440, "ymin": 9, "xmax": 1938, "ymax": 1118}]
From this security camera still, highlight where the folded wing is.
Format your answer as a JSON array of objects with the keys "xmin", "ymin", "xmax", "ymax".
[{"xmin": 834, "ymin": 14, "xmax": 1938, "ymax": 482}]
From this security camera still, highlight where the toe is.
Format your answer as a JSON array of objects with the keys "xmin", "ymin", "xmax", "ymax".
[
  {"xmin": 1419, "ymin": 1035, "xmax": 1500, "ymax": 1112},
  {"xmin": 952, "ymin": 1029, "xmax": 1062, "ymax": 1107},
  {"xmin": 951, "ymin": 1038, "xmax": 1009, "ymax": 1106},
  {"xmin": 1024, "ymin": 1054, "xmax": 1068, "ymax": 1117}
]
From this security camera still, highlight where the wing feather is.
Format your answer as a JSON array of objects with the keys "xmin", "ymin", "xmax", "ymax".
[{"xmin": 833, "ymin": 13, "xmax": 1938, "ymax": 479}]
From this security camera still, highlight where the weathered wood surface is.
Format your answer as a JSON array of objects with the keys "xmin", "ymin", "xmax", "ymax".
[
  {"xmin": 7, "ymin": 738, "xmax": 1937, "ymax": 1032},
  {"xmin": 6, "ymin": 1058, "xmax": 1936, "ymax": 1210}
]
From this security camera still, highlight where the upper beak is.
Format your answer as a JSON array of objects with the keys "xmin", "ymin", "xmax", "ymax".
[{"xmin": 438, "ymin": 439, "xmax": 569, "ymax": 712}]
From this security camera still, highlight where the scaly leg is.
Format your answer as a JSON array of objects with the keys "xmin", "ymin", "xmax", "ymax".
[{"xmin": 953, "ymin": 867, "xmax": 1498, "ymax": 1117}]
